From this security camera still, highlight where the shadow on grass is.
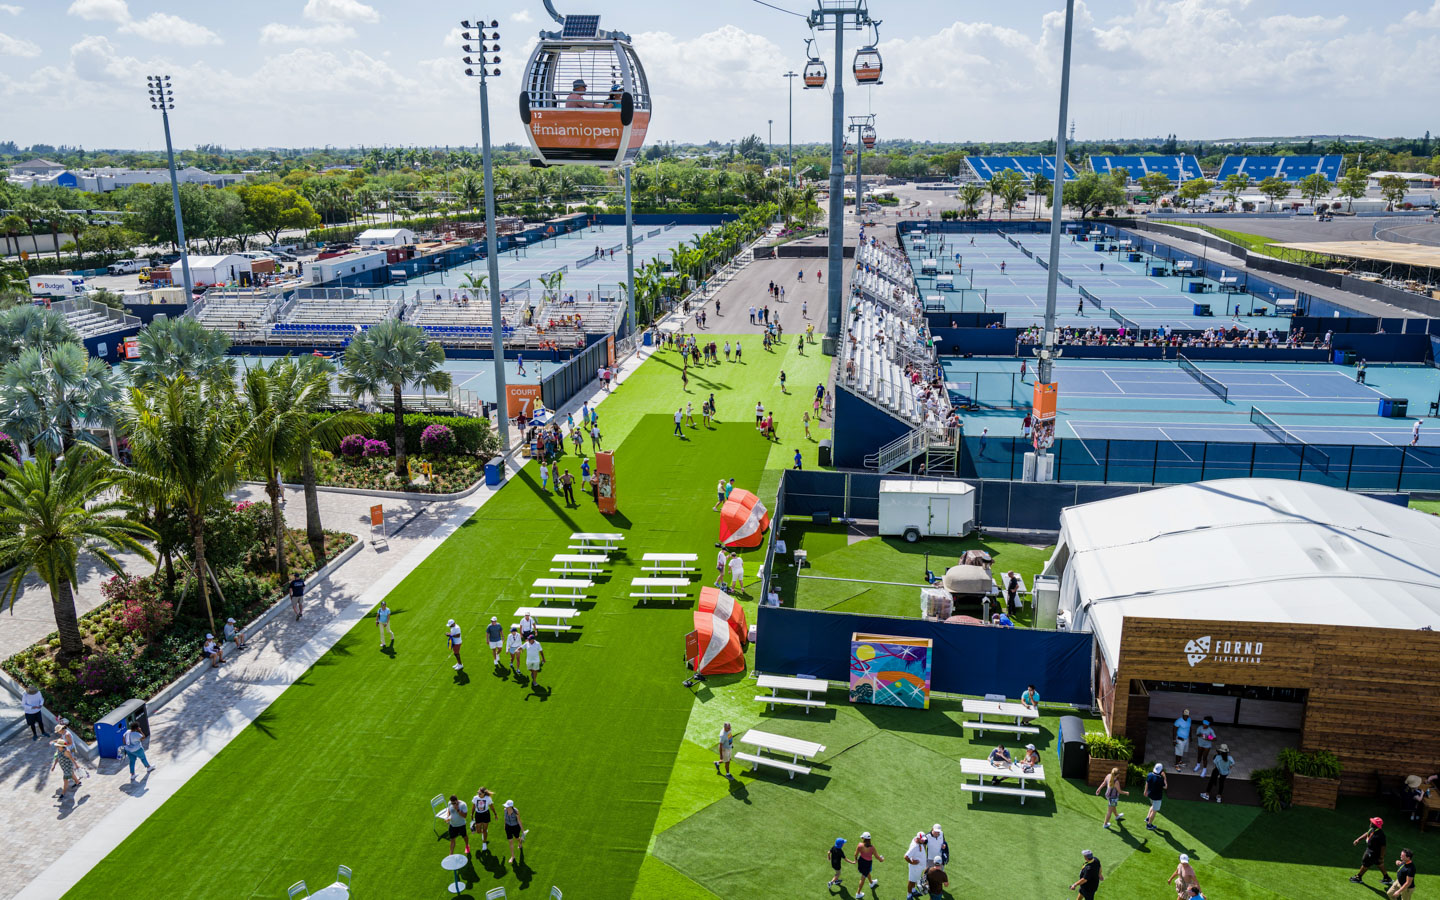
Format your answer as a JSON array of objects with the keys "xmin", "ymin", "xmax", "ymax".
[
  {"xmin": 855, "ymin": 702, "xmax": 966, "ymax": 738},
  {"xmin": 249, "ymin": 708, "xmax": 279, "ymax": 739},
  {"xmin": 738, "ymin": 767, "xmax": 832, "ymax": 793}
]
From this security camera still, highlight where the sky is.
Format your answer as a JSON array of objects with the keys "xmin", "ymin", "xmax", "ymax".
[{"xmin": 0, "ymin": 0, "xmax": 1436, "ymax": 152}]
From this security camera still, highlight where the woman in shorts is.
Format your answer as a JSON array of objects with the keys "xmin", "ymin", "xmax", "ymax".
[
  {"xmin": 502, "ymin": 799, "xmax": 528, "ymax": 864},
  {"xmin": 471, "ymin": 787, "xmax": 494, "ymax": 853},
  {"xmin": 1096, "ymin": 766, "xmax": 1129, "ymax": 829},
  {"xmin": 855, "ymin": 831, "xmax": 884, "ymax": 899}
]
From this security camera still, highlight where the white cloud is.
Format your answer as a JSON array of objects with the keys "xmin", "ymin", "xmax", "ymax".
[
  {"xmin": 0, "ymin": 5, "xmax": 23, "ymax": 15},
  {"xmin": 260, "ymin": 22, "xmax": 356, "ymax": 44},
  {"xmin": 66, "ymin": 0, "xmax": 128, "ymax": 23},
  {"xmin": 303, "ymin": 0, "xmax": 378, "ymax": 24},
  {"xmin": 0, "ymin": 30, "xmax": 39, "ymax": 56},
  {"xmin": 119, "ymin": 12, "xmax": 220, "ymax": 46},
  {"xmin": 1401, "ymin": 0, "xmax": 1440, "ymax": 28},
  {"xmin": 1259, "ymin": 14, "xmax": 1348, "ymax": 34},
  {"xmin": 510, "ymin": 10, "xmax": 532, "ymax": 24}
]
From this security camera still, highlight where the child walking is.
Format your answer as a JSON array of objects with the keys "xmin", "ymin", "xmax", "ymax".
[{"xmin": 827, "ymin": 838, "xmax": 853, "ymax": 892}]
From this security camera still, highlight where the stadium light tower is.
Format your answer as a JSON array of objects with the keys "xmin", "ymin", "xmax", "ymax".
[
  {"xmin": 146, "ymin": 75, "xmax": 193, "ymax": 306},
  {"xmin": 783, "ymin": 71, "xmax": 798, "ymax": 187},
  {"xmin": 1037, "ymin": 0, "xmax": 1076, "ymax": 389},
  {"xmin": 461, "ymin": 18, "xmax": 510, "ymax": 450}
]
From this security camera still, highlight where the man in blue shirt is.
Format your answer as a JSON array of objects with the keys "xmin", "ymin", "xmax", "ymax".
[{"xmin": 1172, "ymin": 709, "xmax": 1192, "ymax": 771}]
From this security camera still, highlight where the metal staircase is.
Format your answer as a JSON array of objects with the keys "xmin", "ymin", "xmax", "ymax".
[{"xmin": 864, "ymin": 425, "xmax": 961, "ymax": 475}]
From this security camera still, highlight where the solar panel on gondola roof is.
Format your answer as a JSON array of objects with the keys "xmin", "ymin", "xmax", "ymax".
[{"xmin": 562, "ymin": 15, "xmax": 600, "ymax": 38}]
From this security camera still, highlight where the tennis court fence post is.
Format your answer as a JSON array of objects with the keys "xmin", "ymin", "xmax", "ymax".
[
  {"xmin": 1249, "ymin": 443, "xmax": 1257, "ymax": 479},
  {"xmin": 1397, "ymin": 448, "xmax": 1408, "ymax": 493},
  {"xmin": 1200, "ymin": 441, "xmax": 1209, "ymax": 480},
  {"xmin": 1102, "ymin": 441, "xmax": 1110, "ymax": 483},
  {"xmin": 1152, "ymin": 440, "xmax": 1159, "ymax": 485}
]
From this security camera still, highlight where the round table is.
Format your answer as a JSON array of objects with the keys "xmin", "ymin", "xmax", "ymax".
[
  {"xmin": 309, "ymin": 886, "xmax": 350, "ymax": 900},
  {"xmin": 441, "ymin": 853, "xmax": 468, "ymax": 894}
]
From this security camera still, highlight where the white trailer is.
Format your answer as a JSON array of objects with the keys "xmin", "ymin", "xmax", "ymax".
[
  {"xmin": 29, "ymin": 274, "xmax": 87, "ymax": 298},
  {"xmin": 878, "ymin": 479, "xmax": 976, "ymax": 542}
]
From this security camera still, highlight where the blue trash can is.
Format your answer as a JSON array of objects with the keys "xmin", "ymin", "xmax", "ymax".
[
  {"xmin": 643, "ymin": 331, "xmax": 653, "ymax": 347},
  {"xmin": 94, "ymin": 698, "xmax": 146, "ymax": 760},
  {"xmin": 485, "ymin": 457, "xmax": 504, "ymax": 486}
]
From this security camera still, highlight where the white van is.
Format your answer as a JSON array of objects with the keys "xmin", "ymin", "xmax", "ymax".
[{"xmin": 106, "ymin": 258, "xmax": 151, "ymax": 276}]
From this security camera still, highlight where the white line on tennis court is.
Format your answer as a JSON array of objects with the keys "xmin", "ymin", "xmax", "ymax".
[
  {"xmin": 1067, "ymin": 420, "xmax": 1100, "ymax": 465},
  {"xmin": 1102, "ymin": 372, "xmax": 1129, "ymax": 394},
  {"xmin": 1157, "ymin": 428, "xmax": 1196, "ymax": 462}
]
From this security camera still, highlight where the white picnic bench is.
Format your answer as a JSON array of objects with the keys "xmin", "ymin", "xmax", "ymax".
[
  {"xmin": 755, "ymin": 674, "xmax": 831, "ymax": 713},
  {"xmin": 550, "ymin": 553, "xmax": 608, "ymax": 575},
  {"xmin": 570, "ymin": 532, "xmax": 624, "ymax": 552},
  {"xmin": 530, "ymin": 577, "xmax": 593, "ymax": 605},
  {"xmin": 640, "ymin": 553, "xmax": 699, "ymax": 576},
  {"xmin": 961, "ymin": 698, "xmax": 1040, "ymax": 736},
  {"xmin": 513, "ymin": 606, "xmax": 581, "ymax": 633},
  {"xmin": 736, "ymin": 728, "xmax": 826, "ymax": 780},
  {"xmin": 959, "ymin": 757, "xmax": 1046, "ymax": 804},
  {"xmin": 993, "ymin": 572, "xmax": 1030, "ymax": 608},
  {"xmin": 630, "ymin": 577, "xmax": 691, "ymax": 605}
]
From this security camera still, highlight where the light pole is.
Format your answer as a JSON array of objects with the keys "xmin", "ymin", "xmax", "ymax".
[
  {"xmin": 146, "ymin": 74, "xmax": 192, "ymax": 306},
  {"xmin": 461, "ymin": 18, "xmax": 510, "ymax": 451},
  {"xmin": 1037, "ymin": 0, "xmax": 1076, "ymax": 390},
  {"xmin": 783, "ymin": 71, "xmax": 798, "ymax": 187}
]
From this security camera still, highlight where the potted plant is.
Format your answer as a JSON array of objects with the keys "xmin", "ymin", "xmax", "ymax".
[
  {"xmin": 1251, "ymin": 766, "xmax": 1293, "ymax": 813},
  {"xmin": 1281, "ymin": 748, "xmax": 1343, "ymax": 809},
  {"xmin": 1083, "ymin": 732, "xmax": 1135, "ymax": 786}
]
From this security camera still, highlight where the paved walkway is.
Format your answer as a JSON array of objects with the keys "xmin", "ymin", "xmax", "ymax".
[{"xmin": 3, "ymin": 332, "xmax": 658, "ymax": 900}]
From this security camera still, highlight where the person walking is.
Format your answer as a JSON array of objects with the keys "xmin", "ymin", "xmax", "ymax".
[
  {"xmin": 1172, "ymin": 708, "xmax": 1193, "ymax": 771},
  {"xmin": 686, "ymin": 401, "xmax": 696, "ymax": 427},
  {"xmin": 803, "ymin": 411, "xmax": 812, "ymax": 440},
  {"xmin": 728, "ymin": 553, "xmax": 745, "ymax": 593},
  {"xmin": 1097, "ymin": 766, "xmax": 1128, "ymax": 828},
  {"xmin": 122, "ymin": 723, "xmax": 155, "ymax": 780},
  {"xmin": 1070, "ymin": 849, "xmax": 1102, "ymax": 900},
  {"xmin": 505, "ymin": 624, "xmax": 524, "ymax": 675},
  {"xmin": 524, "ymin": 633, "xmax": 546, "ymax": 689},
  {"xmin": 903, "ymin": 831, "xmax": 929, "ymax": 900},
  {"xmin": 444, "ymin": 794, "xmax": 471, "ymax": 856},
  {"xmin": 560, "ymin": 469, "xmax": 576, "ymax": 506},
  {"xmin": 376, "ymin": 599, "xmax": 395, "ymax": 648},
  {"xmin": 502, "ymin": 799, "xmax": 528, "ymax": 864},
  {"xmin": 1145, "ymin": 763, "xmax": 1168, "ymax": 830},
  {"xmin": 1201, "ymin": 744, "xmax": 1234, "ymax": 802},
  {"xmin": 1194, "ymin": 717, "xmax": 1218, "ymax": 774},
  {"xmin": 1169, "ymin": 854, "xmax": 1200, "ymax": 898},
  {"xmin": 486, "ymin": 616, "xmax": 504, "ymax": 667},
  {"xmin": 590, "ymin": 423, "xmax": 602, "ymax": 450},
  {"xmin": 1352, "ymin": 817, "xmax": 1391, "ymax": 886},
  {"xmin": 715, "ymin": 548, "xmax": 728, "ymax": 586},
  {"xmin": 802, "ymin": 299, "xmax": 809, "ymax": 318},
  {"xmin": 922, "ymin": 855, "xmax": 948, "ymax": 899},
  {"xmin": 50, "ymin": 738, "xmax": 83, "ymax": 797},
  {"xmin": 755, "ymin": 401, "xmax": 765, "ymax": 429},
  {"xmin": 446, "ymin": 618, "xmax": 464, "ymax": 671},
  {"xmin": 779, "ymin": 369, "xmax": 788, "ymax": 394},
  {"xmin": 289, "ymin": 572, "xmax": 305, "ymax": 620},
  {"xmin": 1390, "ymin": 849, "xmax": 1416, "ymax": 900},
  {"xmin": 519, "ymin": 612, "xmax": 538, "ymax": 642},
  {"xmin": 21, "ymin": 685, "xmax": 47, "ymax": 740},
  {"xmin": 825, "ymin": 838, "xmax": 854, "ymax": 892},
  {"xmin": 855, "ymin": 832, "xmax": 883, "ymax": 899},
  {"xmin": 715, "ymin": 721, "xmax": 735, "ymax": 779},
  {"xmin": 471, "ymin": 787, "xmax": 495, "ymax": 853},
  {"xmin": 735, "ymin": 341, "xmax": 742, "ymax": 363}
]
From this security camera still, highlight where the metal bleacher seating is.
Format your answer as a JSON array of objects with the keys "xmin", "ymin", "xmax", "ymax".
[
  {"xmin": 266, "ymin": 296, "xmax": 395, "ymax": 345},
  {"xmin": 1089, "ymin": 155, "xmax": 1202, "ymax": 181},
  {"xmin": 965, "ymin": 156, "xmax": 1078, "ymax": 182},
  {"xmin": 1215, "ymin": 155, "xmax": 1343, "ymax": 183}
]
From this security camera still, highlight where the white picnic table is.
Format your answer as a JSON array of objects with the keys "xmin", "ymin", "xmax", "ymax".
[
  {"xmin": 550, "ymin": 553, "xmax": 608, "ymax": 574},
  {"xmin": 757, "ymin": 674, "xmax": 831, "ymax": 700},
  {"xmin": 530, "ymin": 577, "xmax": 593, "ymax": 605},
  {"xmin": 962, "ymin": 698, "xmax": 1039, "ymax": 730},
  {"xmin": 738, "ymin": 728, "xmax": 826, "ymax": 775},
  {"xmin": 994, "ymin": 572, "xmax": 1030, "ymax": 607},
  {"xmin": 641, "ymin": 552, "xmax": 699, "ymax": 575},
  {"xmin": 570, "ymin": 531, "xmax": 624, "ymax": 551},
  {"xmin": 959, "ymin": 757, "xmax": 1047, "ymax": 804},
  {"xmin": 514, "ymin": 606, "xmax": 581, "ymax": 631},
  {"xmin": 630, "ymin": 577, "xmax": 691, "ymax": 605}
]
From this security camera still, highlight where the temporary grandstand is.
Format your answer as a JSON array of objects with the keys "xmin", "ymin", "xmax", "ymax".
[
  {"xmin": 1215, "ymin": 155, "xmax": 1343, "ymax": 183},
  {"xmin": 52, "ymin": 296, "xmax": 140, "ymax": 341},
  {"xmin": 266, "ymin": 289, "xmax": 401, "ymax": 345},
  {"xmin": 1089, "ymin": 155, "xmax": 1202, "ymax": 181},
  {"xmin": 190, "ymin": 289, "xmax": 285, "ymax": 340},
  {"xmin": 964, "ymin": 156, "xmax": 1078, "ymax": 182}
]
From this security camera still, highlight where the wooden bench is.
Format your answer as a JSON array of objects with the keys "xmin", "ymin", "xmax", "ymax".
[
  {"xmin": 755, "ymin": 694, "xmax": 827, "ymax": 713},
  {"xmin": 961, "ymin": 783, "xmax": 1046, "ymax": 801},
  {"xmin": 962, "ymin": 721, "xmax": 1040, "ymax": 735},
  {"xmin": 733, "ymin": 751, "xmax": 812, "ymax": 780}
]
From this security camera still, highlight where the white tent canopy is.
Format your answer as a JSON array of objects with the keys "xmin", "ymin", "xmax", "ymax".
[{"xmin": 1051, "ymin": 479, "xmax": 1440, "ymax": 669}]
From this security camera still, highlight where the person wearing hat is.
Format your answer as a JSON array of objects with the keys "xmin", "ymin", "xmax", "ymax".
[
  {"xmin": 854, "ymin": 832, "xmax": 883, "ymax": 898},
  {"xmin": 1144, "ymin": 763, "xmax": 1168, "ymax": 830},
  {"xmin": 502, "ymin": 799, "xmax": 528, "ymax": 864},
  {"xmin": 715, "ymin": 722, "xmax": 734, "ymax": 779},
  {"xmin": 49, "ymin": 736, "xmax": 83, "ymax": 797},
  {"xmin": 446, "ymin": 618, "xmax": 464, "ymax": 671},
  {"xmin": 1020, "ymin": 743, "xmax": 1042, "ymax": 770},
  {"xmin": 1201, "ymin": 744, "xmax": 1234, "ymax": 802},
  {"xmin": 1352, "ymin": 816, "xmax": 1391, "ymax": 886},
  {"xmin": 1171, "ymin": 708, "xmax": 1192, "ymax": 771},
  {"xmin": 223, "ymin": 617, "xmax": 245, "ymax": 650},
  {"xmin": 564, "ymin": 78, "xmax": 595, "ymax": 109},
  {"xmin": 1168, "ymin": 853, "xmax": 1199, "ymax": 897},
  {"xmin": 505, "ymin": 624, "xmax": 524, "ymax": 675},
  {"xmin": 486, "ymin": 616, "xmax": 504, "ymax": 666},
  {"xmin": 376, "ymin": 599, "xmax": 394, "ymax": 648},
  {"xmin": 203, "ymin": 633, "xmax": 224, "ymax": 667},
  {"xmin": 21, "ymin": 683, "xmax": 47, "ymax": 740},
  {"xmin": 1194, "ymin": 717, "xmax": 1217, "ymax": 775},
  {"xmin": 1403, "ymin": 775, "xmax": 1428, "ymax": 821},
  {"xmin": 825, "ymin": 837, "xmax": 853, "ymax": 891},
  {"xmin": 903, "ymin": 831, "xmax": 929, "ymax": 900},
  {"xmin": 923, "ymin": 854, "xmax": 948, "ymax": 898},
  {"xmin": 1070, "ymin": 849, "xmax": 1102, "ymax": 899}
]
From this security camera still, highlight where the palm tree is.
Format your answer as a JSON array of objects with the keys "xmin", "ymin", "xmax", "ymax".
[
  {"xmin": 1030, "ymin": 174, "xmax": 1052, "ymax": 219},
  {"xmin": 1, "ymin": 214, "xmax": 26, "ymax": 259},
  {"xmin": 60, "ymin": 213, "xmax": 90, "ymax": 259},
  {"xmin": 240, "ymin": 363, "xmax": 303, "ymax": 576},
  {"xmin": 458, "ymin": 173, "xmax": 483, "ymax": 213},
  {"xmin": 461, "ymin": 272, "xmax": 488, "ymax": 302},
  {"xmin": 0, "ymin": 450, "xmax": 156, "ymax": 663},
  {"xmin": 119, "ymin": 377, "xmax": 251, "ymax": 639},
  {"xmin": 958, "ymin": 184, "xmax": 985, "ymax": 219},
  {"xmin": 127, "ymin": 317, "xmax": 236, "ymax": 390},
  {"xmin": 1, "ymin": 263, "xmax": 31, "ymax": 304},
  {"xmin": 338, "ymin": 320, "xmax": 451, "ymax": 479},
  {"xmin": 286, "ymin": 355, "xmax": 362, "ymax": 567},
  {"xmin": 0, "ymin": 304, "xmax": 77, "ymax": 365},
  {"xmin": 0, "ymin": 342, "xmax": 121, "ymax": 455}
]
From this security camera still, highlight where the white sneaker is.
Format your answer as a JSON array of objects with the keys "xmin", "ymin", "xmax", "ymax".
[
  {"xmin": 1215, "ymin": 796, "xmax": 1222, "ymax": 803},
  {"xmin": 482, "ymin": 842, "xmax": 487, "ymax": 851},
  {"xmin": 1199, "ymin": 792, "xmax": 1209, "ymax": 800},
  {"xmin": 1193, "ymin": 764, "xmax": 1202, "ymax": 773},
  {"xmin": 871, "ymin": 880, "xmax": 878, "ymax": 888}
]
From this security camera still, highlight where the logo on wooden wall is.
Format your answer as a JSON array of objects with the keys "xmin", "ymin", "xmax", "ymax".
[{"xmin": 1185, "ymin": 635, "xmax": 1263, "ymax": 667}]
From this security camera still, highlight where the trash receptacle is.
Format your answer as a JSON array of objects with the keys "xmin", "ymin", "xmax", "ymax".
[
  {"xmin": 1057, "ymin": 714, "xmax": 1088, "ymax": 779},
  {"xmin": 817, "ymin": 439, "xmax": 833, "ymax": 467},
  {"xmin": 95, "ymin": 698, "xmax": 147, "ymax": 760},
  {"xmin": 643, "ymin": 331, "xmax": 653, "ymax": 346},
  {"xmin": 484, "ymin": 457, "xmax": 504, "ymax": 486}
]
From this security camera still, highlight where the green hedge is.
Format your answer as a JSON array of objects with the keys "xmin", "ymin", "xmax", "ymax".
[{"xmin": 315, "ymin": 411, "xmax": 499, "ymax": 458}]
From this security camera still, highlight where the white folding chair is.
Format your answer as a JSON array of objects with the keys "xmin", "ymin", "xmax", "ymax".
[
  {"xmin": 550, "ymin": 887, "xmax": 563, "ymax": 900},
  {"xmin": 335, "ymin": 865, "xmax": 352, "ymax": 887},
  {"xmin": 431, "ymin": 794, "xmax": 448, "ymax": 837},
  {"xmin": 486, "ymin": 889, "xmax": 507, "ymax": 900},
  {"xmin": 286, "ymin": 882, "xmax": 309, "ymax": 899}
]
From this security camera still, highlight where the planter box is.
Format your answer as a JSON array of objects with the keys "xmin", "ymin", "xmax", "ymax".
[
  {"xmin": 1291, "ymin": 773, "xmax": 1340, "ymax": 809},
  {"xmin": 1087, "ymin": 754, "xmax": 1127, "ymax": 787}
]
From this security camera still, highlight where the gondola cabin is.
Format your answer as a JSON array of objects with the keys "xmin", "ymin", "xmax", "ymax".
[
  {"xmin": 520, "ymin": 13, "xmax": 651, "ymax": 167},
  {"xmin": 853, "ymin": 47, "xmax": 882, "ymax": 85},
  {"xmin": 803, "ymin": 60, "xmax": 827, "ymax": 89},
  {"xmin": 860, "ymin": 124, "xmax": 877, "ymax": 150}
]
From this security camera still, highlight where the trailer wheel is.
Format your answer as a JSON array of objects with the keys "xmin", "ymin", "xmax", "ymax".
[{"xmin": 902, "ymin": 527, "xmax": 921, "ymax": 543}]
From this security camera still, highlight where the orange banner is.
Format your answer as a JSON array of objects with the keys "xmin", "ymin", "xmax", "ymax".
[
  {"xmin": 369, "ymin": 505, "xmax": 384, "ymax": 527},
  {"xmin": 606, "ymin": 334, "xmax": 615, "ymax": 368},
  {"xmin": 1032, "ymin": 381, "xmax": 1058, "ymax": 421},
  {"xmin": 506, "ymin": 384, "xmax": 544, "ymax": 418}
]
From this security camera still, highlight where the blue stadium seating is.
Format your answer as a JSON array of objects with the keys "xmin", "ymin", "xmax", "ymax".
[
  {"xmin": 1089, "ymin": 155, "xmax": 1202, "ymax": 182},
  {"xmin": 1215, "ymin": 155, "xmax": 1343, "ymax": 183},
  {"xmin": 965, "ymin": 156, "xmax": 1078, "ymax": 182}
]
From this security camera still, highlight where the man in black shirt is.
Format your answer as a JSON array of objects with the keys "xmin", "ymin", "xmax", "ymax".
[
  {"xmin": 1351, "ymin": 816, "xmax": 1391, "ymax": 886},
  {"xmin": 1392, "ymin": 848, "xmax": 1416, "ymax": 899},
  {"xmin": 1071, "ymin": 849, "xmax": 1101, "ymax": 899},
  {"xmin": 289, "ymin": 574, "xmax": 305, "ymax": 620}
]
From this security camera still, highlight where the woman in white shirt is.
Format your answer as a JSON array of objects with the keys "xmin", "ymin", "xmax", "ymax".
[
  {"xmin": 21, "ymin": 685, "xmax": 47, "ymax": 740},
  {"xmin": 123, "ymin": 726, "xmax": 155, "ymax": 779},
  {"xmin": 470, "ymin": 787, "xmax": 494, "ymax": 852}
]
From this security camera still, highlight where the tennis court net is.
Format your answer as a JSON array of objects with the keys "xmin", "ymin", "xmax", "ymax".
[
  {"xmin": 1178, "ymin": 353, "xmax": 1228, "ymax": 401},
  {"xmin": 1079, "ymin": 285, "xmax": 1102, "ymax": 309},
  {"xmin": 1250, "ymin": 406, "xmax": 1331, "ymax": 474},
  {"xmin": 1108, "ymin": 307, "xmax": 1139, "ymax": 332}
]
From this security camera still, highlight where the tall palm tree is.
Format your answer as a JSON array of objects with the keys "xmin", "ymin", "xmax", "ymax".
[
  {"xmin": 0, "ymin": 342, "xmax": 121, "ymax": 455},
  {"xmin": 240, "ymin": 363, "xmax": 304, "ymax": 576},
  {"xmin": 127, "ymin": 317, "xmax": 236, "ymax": 390},
  {"xmin": 0, "ymin": 450, "xmax": 156, "ymax": 663},
  {"xmin": 461, "ymin": 272, "xmax": 488, "ymax": 302},
  {"xmin": 286, "ymin": 355, "xmax": 362, "ymax": 567},
  {"xmin": 457, "ymin": 173, "xmax": 483, "ymax": 213},
  {"xmin": 60, "ymin": 213, "xmax": 90, "ymax": 259},
  {"xmin": 0, "ymin": 304, "xmax": 77, "ymax": 365},
  {"xmin": 1, "ymin": 214, "xmax": 26, "ymax": 259},
  {"xmin": 119, "ymin": 377, "xmax": 251, "ymax": 639},
  {"xmin": 338, "ymin": 320, "xmax": 451, "ymax": 479}
]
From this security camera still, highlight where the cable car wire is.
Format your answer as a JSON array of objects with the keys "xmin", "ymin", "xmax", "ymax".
[{"xmin": 750, "ymin": 0, "xmax": 808, "ymax": 19}]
